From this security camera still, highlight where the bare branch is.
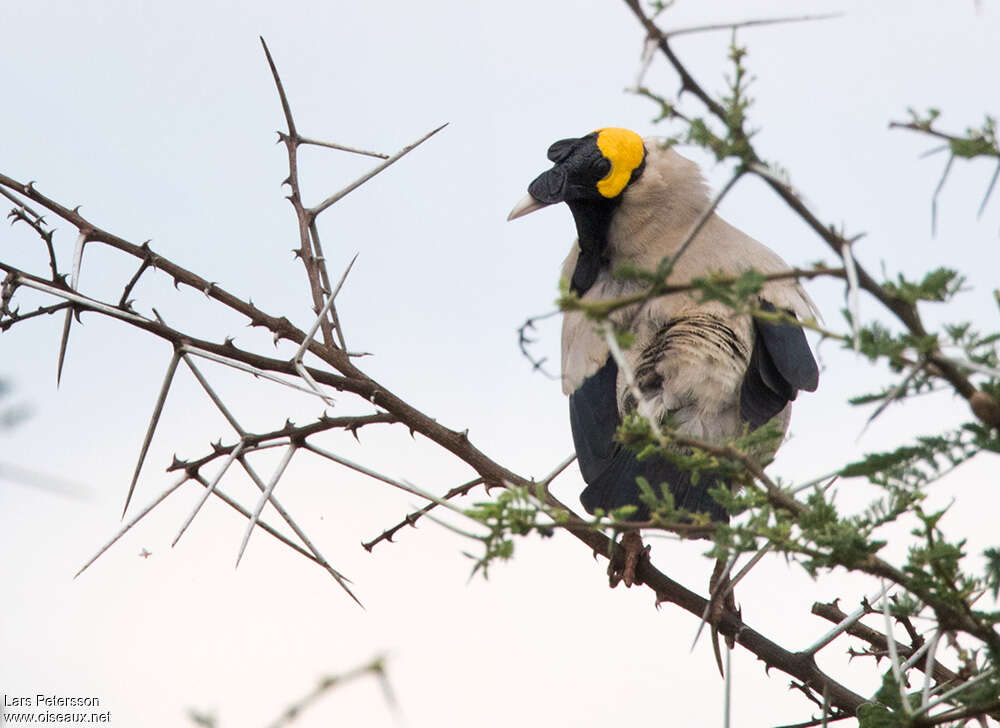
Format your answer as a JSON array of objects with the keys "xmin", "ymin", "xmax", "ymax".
[
  {"xmin": 0, "ymin": 300, "xmax": 71, "ymax": 331},
  {"xmin": 119, "ymin": 257, "xmax": 152, "ymax": 308},
  {"xmin": 259, "ymin": 36, "xmax": 335, "ymax": 347},
  {"xmin": 4, "ymin": 192, "xmax": 59, "ymax": 279},
  {"xmin": 263, "ymin": 656, "xmax": 394, "ymax": 728},
  {"xmin": 362, "ymin": 476, "xmax": 487, "ymax": 552},
  {"xmin": 811, "ymin": 600, "xmax": 959, "ymax": 685}
]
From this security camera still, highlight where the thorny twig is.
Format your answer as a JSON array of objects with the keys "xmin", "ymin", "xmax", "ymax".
[
  {"xmin": 622, "ymin": 0, "xmax": 1000, "ymax": 431},
  {"xmin": 261, "ymin": 656, "xmax": 399, "ymax": 728},
  {"xmin": 3, "ymin": 29, "xmax": 996, "ymax": 724}
]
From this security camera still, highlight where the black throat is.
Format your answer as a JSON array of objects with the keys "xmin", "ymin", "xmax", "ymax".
[{"xmin": 567, "ymin": 197, "xmax": 620, "ymax": 296}]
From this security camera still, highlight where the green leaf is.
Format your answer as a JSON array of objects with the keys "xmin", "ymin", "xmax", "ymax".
[{"xmin": 856, "ymin": 702, "xmax": 902, "ymax": 728}]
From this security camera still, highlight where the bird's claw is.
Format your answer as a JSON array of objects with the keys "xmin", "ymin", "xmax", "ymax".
[{"xmin": 607, "ymin": 531, "xmax": 648, "ymax": 588}]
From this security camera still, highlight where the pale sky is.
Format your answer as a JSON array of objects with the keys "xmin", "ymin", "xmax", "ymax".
[{"xmin": 2, "ymin": 2, "xmax": 999, "ymax": 727}]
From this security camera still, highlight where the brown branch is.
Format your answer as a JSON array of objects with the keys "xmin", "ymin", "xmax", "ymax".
[
  {"xmin": 0, "ymin": 253, "xmax": 936, "ymax": 717},
  {"xmin": 567, "ymin": 266, "xmax": 846, "ymax": 320},
  {"xmin": 2, "ymin": 48, "xmax": 974, "ymax": 718},
  {"xmin": 260, "ymin": 37, "xmax": 336, "ymax": 348},
  {"xmin": 542, "ymin": 491, "xmax": 867, "ymax": 714},
  {"xmin": 0, "ymin": 300, "xmax": 71, "ymax": 331},
  {"xmin": 773, "ymin": 712, "xmax": 852, "ymax": 728},
  {"xmin": 889, "ymin": 121, "xmax": 1000, "ymax": 158},
  {"xmin": 622, "ymin": 0, "xmax": 726, "ymax": 118},
  {"xmin": 911, "ymin": 699, "xmax": 1000, "ymax": 728},
  {"xmin": 168, "ymin": 413, "xmax": 399, "ymax": 474},
  {"xmin": 263, "ymin": 656, "xmax": 394, "ymax": 728},
  {"xmin": 657, "ymin": 425, "xmax": 1000, "ymax": 653},
  {"xmin": 118, "ymin": 257, "xmax": 152, "ymax": 309},
  {"xmin": 5, "ymin": 201, "xmax": 59, "ymax": 280},
  {"xmin": 812, "ymin": 600, "xmax": 959, "ymax": 685},
  {"xmin": 362, "ymin": 476, "xmax": 486, "ymax": 552}
]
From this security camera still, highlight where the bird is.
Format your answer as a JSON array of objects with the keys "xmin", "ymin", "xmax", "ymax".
[{"xmin": 508, "ymin": 128, "xmax": 818, "ymax": 665}]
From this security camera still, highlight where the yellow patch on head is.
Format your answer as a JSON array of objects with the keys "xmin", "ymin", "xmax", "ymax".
[{"xmin": 594, "ymin": 128, "xmax": 645, "ymax": 198}]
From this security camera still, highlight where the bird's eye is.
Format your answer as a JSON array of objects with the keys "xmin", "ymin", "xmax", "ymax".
[{"xmin": 594, "ymin": 157, "xmax": 612, "ymax": 178}]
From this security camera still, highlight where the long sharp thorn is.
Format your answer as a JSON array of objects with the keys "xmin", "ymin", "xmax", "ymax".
[
  {"xmin": 329, "ymin": 252, "xmax": 359, "ymax": 301},
  {"xmin": 295, "ymin": 253, "xmax": 358, "ymax": 368},
  {"xmin": 322, "ymin": 253, "xmax": 359, "ymax": 352},
  {"xmin": 55, "ymin": 310, "xmax": 73, "ymax": 386},
  {"xmin": 295, "ymin": 362, "xmax": 336, "ymax": 406},
  {"xmin": 804, "ymin": 583, "xmax": 890, "ymax": 655},
  {"xmin": 711, "ymin": 542, "xmax": 769, "ymax": 670},
  {"xmin": 122, "ymin": 351, "xmax": 181, "ymax": 518},
  {"xmin": 920, "ymin": 630, "xmax": 942, "ymax": 708},
  {"xmin": 235, "ymin": 456, "xmax": 358, "ymax": 603},
  {"xmin": 153, "ymin": 309, "xmax": 246, "ymax": 437},
  {"xmin": 183, "ymin": 344, "xmax": 335, "ymax": 401},
  {"xmin": 841, "ymin": 238, "xmax": 861, "ymax": 351},
  {"xmin": 859, "ymin": 360, "xmax": 924, "ymax": 438},
  {"xmin": 235, "ymin": 444, "xmax": 296, "ymax": 567},
  {"xmin": 310, "ymin": 124, "xmax": 449, "ymax": 217},
  {"xmin": 931, "ymin": 154, "xmax": 954, "ymax": 236},
  {"xmin": 303, "ymin": 442, "xmax": 450, "ymax": 505},
  {"xmin": 75, "ymin": 474, "xmax": 188, "ymax": 578},
  {"xmin": 183, "ymin": 354, "xmax": 245, "ymax": 435},
  {"xmin": 978, "ymin": 161, "xmax": 1000, "ymax": 219},
  {"xmin": 199, "ymin": 475, "xmax": 319, "ymax": 566},
  {"xmin": 172, "ymin": 442, "xmax": 244, "ymax": 547},
  {"xmin": 692, "ymin": 554, "xmax": 737, "ymax": 652},
  {"xmin": 298, "ymin": 136, "xmax": 389, "ymax": 159},
  {"xmin": 711, "ymin": 630, "xmax": 725, "ymax": 678},
  {"xmin": 17, "ymin": 276, "xmax": 146, "ymax": 323},
  {"xmin": 880, "ymin": 580, "xmax": 910, "ymax": 715},
  {"xmin": 259, "ymin": 37, "xmax": 296, "ymax": 137},
  {"xmin": 665, "ymin": 12, "xmax": 844, "ymax": 39},
  {"xmin": 55, "ymin": 232, "xmax": 89, "ymax": 385}
]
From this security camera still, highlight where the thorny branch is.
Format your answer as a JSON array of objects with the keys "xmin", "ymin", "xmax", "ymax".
[
  {"xmin": 261, "ymin": 38, "xmax": 337, "ymax": 350},
  {"xmin": 0, "ymin": 159, "xmax": 870, "ymax": 715},
  {"xmin": 622, "ymin": 0, "xmax": 1000, "ymax": 432},
  {"xmin": 261, "ymin": 656, "xmax": 398, "ymax": 728},
  {"xmin": 2, "ymin": 24, "xmax": 998, "ymax": 726},
  {"xmin": 613, "ymin": 1, "xmax": 1000, "ymax": 720},
  {"xmin": 812, "ymin": 600, "xmax": 959, "ymax": 686},
  {"xmin": 362, "ymin": 476, "xmax": 487, "ymax": 552}
]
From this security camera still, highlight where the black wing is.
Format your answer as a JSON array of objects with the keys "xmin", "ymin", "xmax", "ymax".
[
  {"xmin": 569, "ymin": 356, "xmax": 728, "ymax": 522},
  {"xmin": 569, "ymin": 301, "xmax": 818, "ymax": 522},
  {"xmin": 739, "ymin": 300, "xmax": 819, "ymax": 428}
]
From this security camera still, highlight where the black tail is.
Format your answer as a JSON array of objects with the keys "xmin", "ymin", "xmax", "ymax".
[{"xmin": 579, "ymin": 449, "xmax": 729, "ymax": 523}]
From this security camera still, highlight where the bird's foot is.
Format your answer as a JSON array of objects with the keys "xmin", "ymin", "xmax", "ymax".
[{"xmin": 608, "ymin": 531, "xmax": 649, "ymax": 588}]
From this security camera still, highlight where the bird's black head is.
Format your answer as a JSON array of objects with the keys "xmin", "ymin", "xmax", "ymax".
[
  {"xmin": 509, "ymin": 128, "xmax": 647, "ymax": 215},
  {"xmin": 508, "ymin": 128, "xmax": 647, "ymax": 294}
]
